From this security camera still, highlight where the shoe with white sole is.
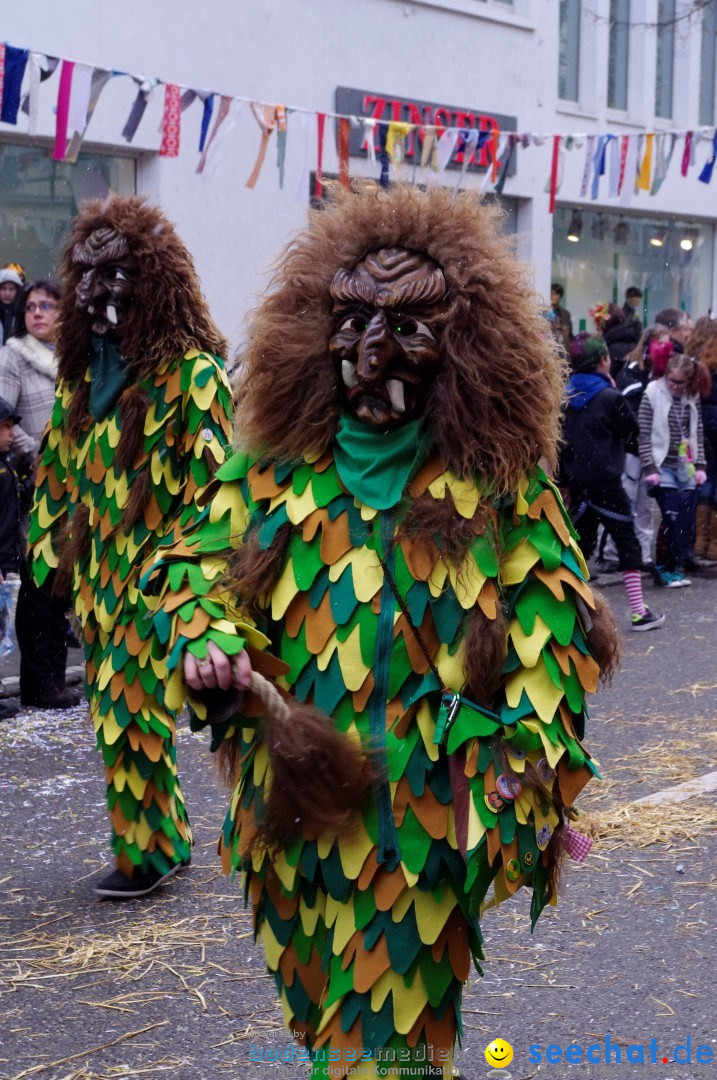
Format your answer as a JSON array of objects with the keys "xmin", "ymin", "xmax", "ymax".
[
  {"xmin": 630, "ymin": 608, "xmax": 666, "ymax": 632},
  {"xmin": 95, "ymin": 859, "xmax": 189, "ymax": 899}
]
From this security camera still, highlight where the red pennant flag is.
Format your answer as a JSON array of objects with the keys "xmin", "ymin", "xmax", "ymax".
[
  {"xmin": 159, "ymin": 83, "xmax": 181, "ymax": 157},
  {"xmin": 548, "ymin": 135, "xmax": 560, "ymax": 213},
  {"xmin": 0, "ymin": 45, "xmax": 6, "ymax": 112},
  {"xmin": 53, "ymin": 60, "xmax": 74, "ymax": 161},
  {"xmin": 338, "ymin": 116, "xmax": 351, "ymax": 189},
  {"xmin": 315, "ymin": 112, "xmax": 326, "ymax": 198}
]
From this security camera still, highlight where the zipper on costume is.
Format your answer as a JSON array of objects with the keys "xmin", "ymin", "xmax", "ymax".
[{"xmin": 371, "ymin": 509, "xmax": 402, "ymax": 865}]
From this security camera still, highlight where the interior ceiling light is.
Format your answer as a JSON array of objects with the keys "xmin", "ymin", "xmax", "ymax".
[
  {"xmin": 591, "ymin": 215, "xmax": 608, "ymax": 240},
  {"xmin": 614, "ymin": 220, "xmax": 630, "ymax": 244},
  {"xmin": 567, "ymin": 211, "xmax": 583, "ymax": 242},
  {"xmin": 649, "ymin": 227, "xmax": 668, "ymax": 247},
  {"xmin": 679, "ymin": 228, "xmax": 699, "ymax": 251}
]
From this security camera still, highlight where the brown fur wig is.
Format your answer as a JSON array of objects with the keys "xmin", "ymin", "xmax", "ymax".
[
  {"xmin": 56, "ymin": 195, "xmax": 227, "ymax": 434},
  {"xmin": 236, "ymin": 183, "xmax": 567, "ymax": 494}
]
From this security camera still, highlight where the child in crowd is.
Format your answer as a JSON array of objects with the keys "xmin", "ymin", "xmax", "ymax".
[
  {"xmin": 0, "ymin": 396, "xmax": 28, "ymax": 721},
  {"xmin": 561, "ymin": 334, "xmax": 664, "ymax": 631},
  {"xmin": 639, "ymin": 354, "xmax": 707, "ymax": 586}
]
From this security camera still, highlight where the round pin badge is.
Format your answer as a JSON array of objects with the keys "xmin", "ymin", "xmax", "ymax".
[
  {"xmin": 505, "ymin": 858, "xmax": 521, "ymax": 882},
  {"xmin": 496, "ymin": 774, "xmax": 522, "ymax": 801},
  {"xmin": 201, "ymin": 427, "xmax": 214, "ymax": 442},
  {"xmin": 536, "ymin": 757, "xmax": 556, "ymax": 785},
  {"xmin": 485, "ymin": 791, "xmax": 505, "ymax": 813},
  {"xmin": 536, "ymin": 824, "xmax": 552, "ymax": 848},
  {"xmin": 506, "ymin": 746, "xmax": 527, "ymax": 760},
  {"xmin": 523, "ymin": 850, "xmax": 536, "ymax": 868}
]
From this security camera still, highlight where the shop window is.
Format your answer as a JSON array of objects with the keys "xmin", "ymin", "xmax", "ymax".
[
  {"xmin": 699, "ymin": 0, "xmax": 717, "ymax": 127},
  {"xmin": 0, "ymin": 143, "xmax": 135, "ymax": 280},
  {"xmin": 559, "ymin": 0, "xmax": 581, "ymax": 102},
  {"xmin": 551, "ymin": 206, "xmax": 714, "ymax": 332},
  {"xmin": 655, "ymin": 0, "xmax": 675, "ymax": 119},
  {"xmin": 608, "ymin": 0, "xmax": 630, "ymax": 111}
]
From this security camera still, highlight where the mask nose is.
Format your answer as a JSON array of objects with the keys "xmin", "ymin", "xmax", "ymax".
[
  {"xmin": 76, "ymin": 269, "xmax": 97, "ymax": 306},
  {"xmin": 356, "ymin": 312, "xmax": 398, "ymax": 385}
]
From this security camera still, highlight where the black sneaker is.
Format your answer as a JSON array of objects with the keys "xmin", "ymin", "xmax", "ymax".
[
  {"xmin": 20, "ymin": 687, "xmax": 83, "ymax": 709},
  {"xmin": 630, "ymin": 608, "xmax": 666, "ymax": 632},
  {"xmin": 94, "ymin": 859, "xmax": 189, "ymax": 899},
  {"xmin": 0, "ymin": 698, "xmax": 20, "ymax": 721}
]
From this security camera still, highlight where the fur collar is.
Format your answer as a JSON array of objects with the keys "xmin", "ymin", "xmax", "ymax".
[{"xmin": 5, "ymin": 335, "xmax": 57, "ymax": 380}]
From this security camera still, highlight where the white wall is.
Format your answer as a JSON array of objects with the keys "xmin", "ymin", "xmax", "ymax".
[{"xmin": 3, "ymin": 0, "xmax": 717, "ymax": 348}]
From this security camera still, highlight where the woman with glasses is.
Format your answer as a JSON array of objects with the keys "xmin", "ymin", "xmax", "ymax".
[
  {"xmin": 0, "ymin": 279, "xmax": 62, "ymax": 461},
  {"xmin": 0, "ymin": 278, "xmax": 81, "ymax": 709},
  {"xmin": 639, "ymin": 354, "xmax": 708, "ymax": 587}
]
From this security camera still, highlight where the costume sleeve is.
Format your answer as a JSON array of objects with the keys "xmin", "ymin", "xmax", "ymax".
[
  {"xmin": 26, "ymin": 382, "xmax": 72, "ymax": 587},
  {"xmin": 143, "ymin": 452, "xmax": 278, "ymax": 739},
  {"xmin": 453, "ymin": 470, "xmax": 601, "ymax": 927},
  {"xmin": 166, "ymin": 349, "xmax": 235, "ymax": 533}
]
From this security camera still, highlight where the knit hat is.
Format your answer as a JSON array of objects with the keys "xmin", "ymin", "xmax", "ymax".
[
  {"xmin": 568, "ymin": 332, "xmax": 609, "ymax": 373},
  {"xmin": 0, "ymin": 269, "xmax": 23, "ymax": 288},
  {"xmin": 0, "ymin": 396, "xmax": 21, "ymax": 425}
]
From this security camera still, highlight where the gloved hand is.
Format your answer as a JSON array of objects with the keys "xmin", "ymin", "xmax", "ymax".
[
  {"xmin": 644, "ymin": 473, "xmax": 660, "ymax": 487},
  {"xmin": 694, "ymin": 469, "xmax": 707, "ymax": 486}
]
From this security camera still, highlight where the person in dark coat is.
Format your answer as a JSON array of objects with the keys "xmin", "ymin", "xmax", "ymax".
[
  {"xmin": 0, "ymin": 396, "xmax": 28, "ymax": 721},
  {"xmin": 604, "ymin": 302, "xmax": 641, "ymax": 379},
  {"xmin": 623, "ymin": 286, "xmax": 643, "ymax": 329},
  {"xmin": 0, "ymin": 268, "xmax": 23, "ymax": 346},
  {"xmin": 560, "ymin": 333, "xmax": 664, "ymax": 631}
]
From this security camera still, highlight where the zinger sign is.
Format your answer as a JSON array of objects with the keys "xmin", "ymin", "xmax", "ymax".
[{"xmin": 335, "ymin": 86, "xmax": 517, "ymax": 173}]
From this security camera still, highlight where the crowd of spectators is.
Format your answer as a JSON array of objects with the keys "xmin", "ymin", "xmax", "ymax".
[{"xmin": 553, "ymin": 284, "xmax": 717, "ymax": 632}]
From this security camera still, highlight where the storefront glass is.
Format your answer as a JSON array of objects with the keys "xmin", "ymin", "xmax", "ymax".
[
  {"xmin": 0, "ymin": 142, "xmax": 135, "ymax": 280},
  {"xmin": 552, "ymin": 204, "xmax": 714, "ymax": 330}
]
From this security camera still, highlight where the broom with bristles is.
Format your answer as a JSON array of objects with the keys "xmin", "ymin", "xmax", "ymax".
[{"xmin": 218, "ymin": 670, "xmax": 375, "ymax": 852}]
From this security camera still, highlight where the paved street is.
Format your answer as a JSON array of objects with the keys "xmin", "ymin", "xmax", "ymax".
[{"xmin": 0, "ymin": 571, "xmax": 715, "ymax": 1080}]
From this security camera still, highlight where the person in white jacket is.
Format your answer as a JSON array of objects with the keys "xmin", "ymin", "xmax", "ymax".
[
  {"xmin": 638, "ymin": 353, "xmax": 707, "ymax": 587},
  {"xmin": 0, "ymin": 279, "xmax": 80, "ymax": 709}
]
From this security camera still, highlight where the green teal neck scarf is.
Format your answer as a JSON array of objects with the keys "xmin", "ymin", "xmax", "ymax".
[
  {"xmin": 89, "ymin": 336, "xmax": 130, "ymax": 421},
  {"xmin": 333, "ymin": 413, "xmax": 430, "ymax": 510}
]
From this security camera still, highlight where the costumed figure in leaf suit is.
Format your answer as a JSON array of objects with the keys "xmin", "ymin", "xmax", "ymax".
[
  {"xmin": 146, "ymin": 185, "xmax": 618, "ymax": 1076},
  {"xmin": 28, "ymin": 196, "xmax": 234, "ymax": 899}
]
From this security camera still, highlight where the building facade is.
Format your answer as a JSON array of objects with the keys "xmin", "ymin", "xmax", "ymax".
[{"xmin": 2, "ymin": 0, "xmax": 717, "ymax": 347}]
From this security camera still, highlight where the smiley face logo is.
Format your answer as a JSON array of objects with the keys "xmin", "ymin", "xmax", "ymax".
[{"xmin": 485, "ymin": 1039, "xmax": 514, "ymax": 1068}]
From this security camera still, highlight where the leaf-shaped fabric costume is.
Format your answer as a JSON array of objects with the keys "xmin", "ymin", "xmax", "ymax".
[
  {"xmin": 148, "ymin": 450, "xmax": 600, "ymax": 1078},
  {"xmin": 27, "ymin": 350, "xmax": 233, "ymax": 877}
]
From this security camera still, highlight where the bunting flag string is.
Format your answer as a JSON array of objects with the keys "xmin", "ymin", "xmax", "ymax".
[
  {"xmin": 199, "ymin": 93, "xmax": 214, "ymax": 152},
  {"xmin": 122, "ymin": 79, "xmax": 155, "ymax": 143},
  {"xmin": 0, "ymin": 46, "xmax": 6, "ymax": 115},
  {"xmin": 3, "ymin": 36, "xmax": 717, "ymax": 202},
  {"xmin": 315, "ymin": 111, "xmax": 326, "ymax": 197},
  {"xmin": 0, "ymin": 45, "xmax": 29, "ymax": 124},
  {"xmin": 197, "ymin": 93, "xmax": 232, "ymax": 174},
  {"xmin": 65, "ymin": 68, "xmax": 111, "ymax": 163},
  {"xmin": 698, "ymin": 131, "xmax": 717, "ymax": 184},
  {"xmin": 159, "ymin": 83, "xmax": 181, "ymax": 157},
  {"xmin": 337, "ymin": 116, "xmax": 351, "ymax": 189},
  {"xmin": 52, "ymin": 59, "xmax": 74, "ymax": 161},
  {"xmin": 548, "ymin": 135, "xmax": 561, "ymax": 213}
]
